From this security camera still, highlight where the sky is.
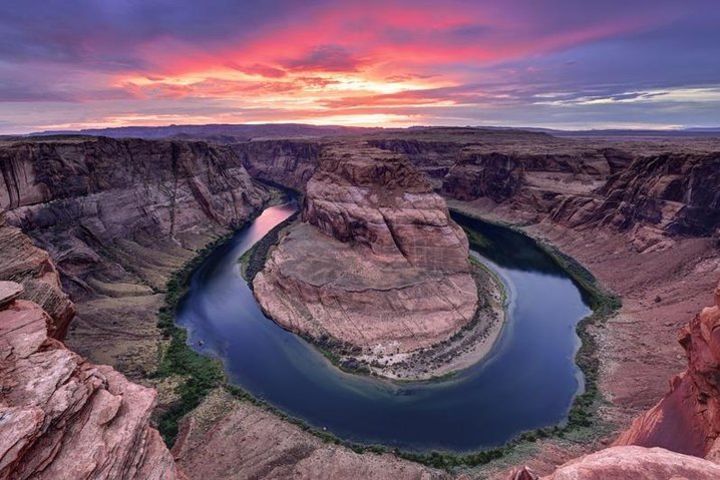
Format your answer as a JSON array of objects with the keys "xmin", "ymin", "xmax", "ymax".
[{"xmin": 1, "ymin": 0, "xmax": 719, "ymax": 133}]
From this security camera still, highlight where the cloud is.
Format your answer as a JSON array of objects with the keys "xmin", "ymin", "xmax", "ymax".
[
  {"xmin": 226, "ymin": 62, "xmax": 287, "ymax": 78},
  {"xmin": 280, "ymin": 45, "xmax": 365, "ymax": 72},
  {"xmin": 1, "ymin": 0, "xmax": 719, "ymax": 132}
]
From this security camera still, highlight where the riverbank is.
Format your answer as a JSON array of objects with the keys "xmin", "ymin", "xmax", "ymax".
[
  {"xmin": 450, "ymin": 206, "xmax": 620, "ymax": 425},
  {"xmin": 152, "ymin": 191, "xmax": 288, "ymax": 444},
  {"xmin": 356, "ymin": 258, "xmax": 507, "ymax": 380}
]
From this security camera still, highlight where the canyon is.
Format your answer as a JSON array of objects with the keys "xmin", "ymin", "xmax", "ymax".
[
  {"xmin": 0, "ymin": 136, "xmax": 269, "ymax": 378},
  {"xmin": 1, "ymin": 127, "xmax": 719, "ymax": 479}
]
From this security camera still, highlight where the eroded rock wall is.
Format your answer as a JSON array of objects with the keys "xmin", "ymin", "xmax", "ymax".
[
  {"xmin": 0, "ymin": 214, "xmax": 74, "ymax": 338},
  {"xmin": 0, "ymin": 225, "xmax": 180, "ymax": 480},
  {"xmin": 173, "ymin": 389, "xmax": 447, "ymax": 480},
  {"xmin": 232, "ymin": 139, "xmax": 321, "ymax": 191},
  {"xmin": 0, "ymin": 137, "xmax": 268, "ymax": 377}
]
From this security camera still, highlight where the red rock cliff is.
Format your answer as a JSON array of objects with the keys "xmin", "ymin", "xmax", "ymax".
[
  {"xmin": 615, "ymin": 281, "xmax": 720, "ymax": 459},
  {"xmin": 0, "ymin": 285, "xmax": 180, "ymax": 479}
]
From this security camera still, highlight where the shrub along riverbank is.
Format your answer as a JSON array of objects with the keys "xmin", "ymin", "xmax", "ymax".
[{"xmin": 153, "ymin": 203, "xmax": 620, "ymax": 471}]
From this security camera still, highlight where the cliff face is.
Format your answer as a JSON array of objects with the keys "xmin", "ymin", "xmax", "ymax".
[
  {"xmin": 0, "ymin": 227, "xmax": 179, "ymax": 480},
  {"xmin": 232, "ymin": 139, "xmax": 321, "ymax": 191},
  {"xmin": 302, "ymin": 145, "xmax": 470, "ymax": 272},
  {"xmin": 589, "ymin": 154, "xmax": 720, "ymax": 236},
  {"xmin": 172, "ymin": 389, "xmax": 447, "ymax": 480},
  {"xmin": 614, "ymin": 282, "xmax": 720, "ymax": 459},
  {"xmin": 438, "ymin": 150, "xmax": 720, "ymax": 243},
  {"xmin": 236, "ymin": 131, "xmax": 720, "ymax": 245},
  {"xmin": 1, "ymin": 137, "xmax": 267, "ymax": 294},
  {"xmin": 253, "ymin": 144, "xmax": 479, "ymax": 375},
  {"xmin": 0, "ymin": 137, "xmax": 268, "ymax": 377}
]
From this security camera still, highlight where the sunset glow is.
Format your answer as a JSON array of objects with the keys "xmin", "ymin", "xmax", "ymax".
[{"xmin": 1, "ymin": 0, "xmax": 719, "ymax": 133}]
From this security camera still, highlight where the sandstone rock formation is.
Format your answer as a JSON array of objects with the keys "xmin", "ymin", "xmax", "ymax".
[
  {"xmin": 254, "ymin": 144, "xmax": 480, "ymax": 375},
  {"xmin": 236, "ymin": 129, "xmax": 720, "ymax": 248},
  {"xmin": 615, "ymin": 281, "xmax": 720, "ymax": 459},
  {"xmin": 0, "ymin": 282, "xmax": 180, "ymax": 480},
  {"xmin": 2, "ymin": 129, "xmax": 719, "ymax": 480},
  {"xmin": 232, "ymin": 139, "xmax": 321, "ymax": 191},
  {"xmin": 0, "ymin": 215, "xmax": 74, "ymax": 338},
  {"xmin": 173, "ymin": 389, "xmax": 446, "ymax": 480},
  {"xmin": 0, "ymin": 136, "xmax": 268, "ymax": 376},
  {"xmin": 513, "ymin": 446, "xmax": 720, "ymax": 480},
  {"xmin": 591, "ymin": 154, "xmax": 720, "ymax": 237}
]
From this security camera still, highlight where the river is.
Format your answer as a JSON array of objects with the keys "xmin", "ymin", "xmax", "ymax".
[{"xmin": 176, "ymin": 201, "xmax": 591, "ymax": 452}]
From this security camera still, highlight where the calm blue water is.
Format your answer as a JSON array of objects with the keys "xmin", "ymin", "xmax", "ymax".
[{"xmin": 176, "ymin": 202, "xmax": 591, "ymax": 452}]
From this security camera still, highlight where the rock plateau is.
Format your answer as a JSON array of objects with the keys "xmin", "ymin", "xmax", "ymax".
[{"xmin": 253, "ymin": 144, "xmax": 486, "ymax": 377}]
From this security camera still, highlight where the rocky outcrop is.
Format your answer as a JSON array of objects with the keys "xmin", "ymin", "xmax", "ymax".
[
  {"xmin": 0, "ymin": 215, "xmax": 74, "ymax": 338},
  {"xmin": 511, "ymin": 446, "xmax": 720, "ymax": 480},
  {"xmin": 0, "ymin": 281, "xmax": 180, "ymax": 480},
  {"xmin": 1, "ymin": 137, "xmax": 267, "ymax": 290},
  {"xmin": 302, "ymin": 145, "xmax": 470, "ymax": 272},
  {"xmin": 0, "ymin": 136, "xmax": 268, "ymax": 377},
  {"xmin": 254, "ymin": 144, "xmax": 480, "ymax": 375},
  {"xmin": 615, "ymin": 281, "xmax": 720, "ymax": 459},
  {"xmin": 442, "ymin": 152, "xmax": 523, "ymax": 203},
  {"xmin": 365, "ymin": 130, "xmax": 720, "ymax": 243}
]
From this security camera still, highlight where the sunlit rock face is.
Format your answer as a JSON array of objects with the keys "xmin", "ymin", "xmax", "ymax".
[
  {"xmin": 254, "ymin": 144, "xmax": 478, "ymax": 358},
  {"xmin": 0, "ymin": 213, "xmax": 74, "ymax": 339},
  {"xmin": 615, "ymin": 281, "xmax": 720, "ymax": 459},
  {"xmin": 302, "ymin": 144, "xmax": 471, "ymax": 272}
]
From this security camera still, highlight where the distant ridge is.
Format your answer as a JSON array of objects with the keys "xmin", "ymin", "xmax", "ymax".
[
  {"xmin": 27, "ymin": 123, "xmax": 720, "ymax": 142},
  {"xmin": 31, "ymin": 123, "xmax": 380, "ymax": 141}
]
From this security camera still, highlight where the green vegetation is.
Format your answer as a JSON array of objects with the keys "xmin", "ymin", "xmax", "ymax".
[
  {"xmin": 154, "ymin": 182, "xmax": 295, "ymax": 445},
  {"xmin": 153, "ymin": 234, "xmax": 233, "ymax": 445}
]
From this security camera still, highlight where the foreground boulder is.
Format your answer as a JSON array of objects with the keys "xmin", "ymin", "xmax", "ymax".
[
  {"xmin": 0, "ymin": 282, "xmax": 180, "ymax": 479},
  {"xmin": 254, "ymin": 144, "xmax": 480, "ymax": 376}
]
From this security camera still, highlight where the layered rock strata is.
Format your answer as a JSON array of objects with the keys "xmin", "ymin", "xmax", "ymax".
[
  {"xmin": 0, "ymin": 214, "xmax": 74, "ymax": 338},
  {"xmin": 235, "ymin": 129, "xmax": 720, "ymax": 247},
  {"xmin": 0, "ymin": 136, "xmax": 268, "ymax": 376},
  {"xmin": 508, "ymin": 446, "xmax": 720, "ymax": 480},
  {"xmin": 0, "ymin": 281, "xmax": 180, "ymax": 479},
  {"xmin": 254, "ymin": 145, "xmax": 482, "ymax": 376}
]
